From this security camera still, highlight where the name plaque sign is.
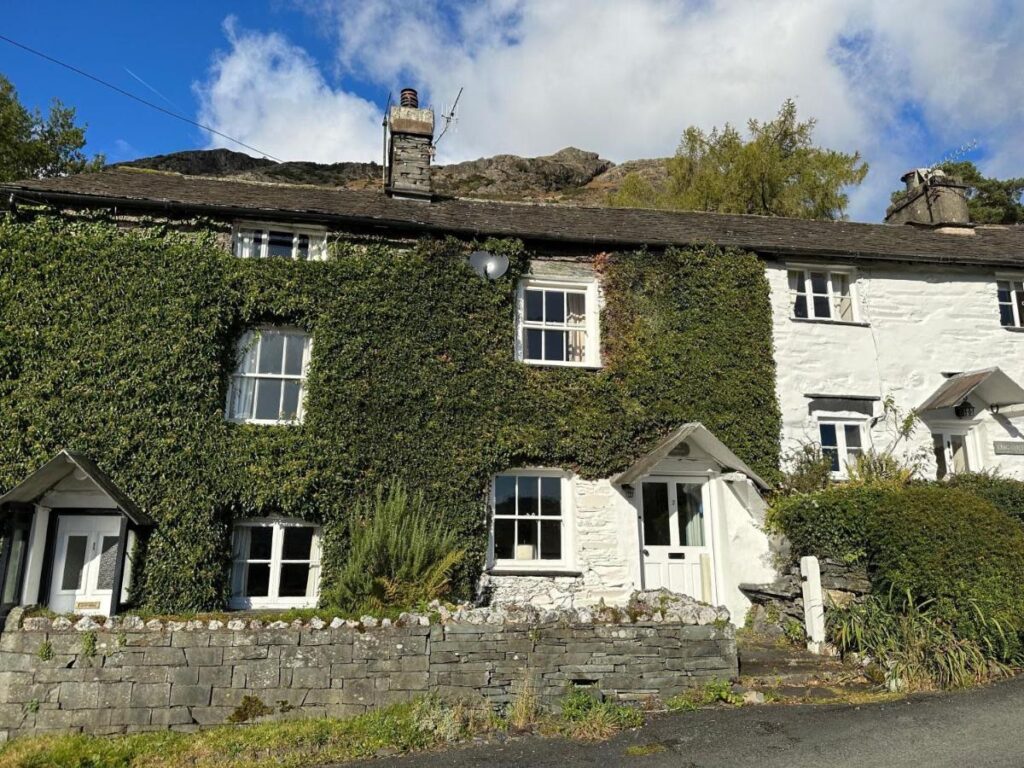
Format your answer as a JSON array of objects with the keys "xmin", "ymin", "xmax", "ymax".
[{"xmin": 993, "ymin": 441, "xmax": 1024, "ymax": 455}]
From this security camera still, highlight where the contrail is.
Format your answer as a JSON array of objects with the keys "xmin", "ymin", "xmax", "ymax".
[{"xmin": 123, "ymin": 67, "xmax": 181, "ymax": 111}]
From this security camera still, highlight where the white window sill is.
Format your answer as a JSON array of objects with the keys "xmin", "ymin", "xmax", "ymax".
[
  {"xmin": 1002, "ymin": 325, "xmax": 1024, "ymax": 333},
  {"xmin": 520, "ymin": 360, "xmax": 602, "ymax": 371},
  {"xmin": 790, "ymin": 317, "xmax": 870, "ymax": 328},
  {"xmin": 229, "ymin": 597, "xmax": 317, "ymax": 610},
  {"xmin": 488, "ymin": 564, "xmax": 582, "ymax": 577},
  {"xmin": 226, "ymin": 418, "xmax": 304, "ymax": 427}
]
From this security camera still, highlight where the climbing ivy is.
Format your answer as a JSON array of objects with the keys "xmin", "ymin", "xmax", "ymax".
[{"xmin": 0, "ymin": 215, "xmax": 780, "ymax": 612}]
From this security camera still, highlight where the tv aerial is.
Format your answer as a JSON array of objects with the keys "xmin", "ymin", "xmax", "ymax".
[
  {"xmin": 468, "ymin": 250, "xmax": 509, "ymax": 280},
  {"xmin": 434, "ymin": 86, "xmax": 464, "ymax": 147}
]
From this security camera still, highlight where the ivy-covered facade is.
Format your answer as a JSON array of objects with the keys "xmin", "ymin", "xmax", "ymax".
[{"xmin": 0, "ymin": 199, "xmax": 780, "ymax": 621}]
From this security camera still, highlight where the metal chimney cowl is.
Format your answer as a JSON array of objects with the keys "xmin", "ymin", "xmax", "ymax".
[{"xmin": 386, "ymin": 88, "xmax": 435, "ymax": 201}]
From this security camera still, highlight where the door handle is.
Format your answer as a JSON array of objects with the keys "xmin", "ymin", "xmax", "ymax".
[{"xmin": 642, "ymin": 548, "xmax": 650, "ymax": 556}]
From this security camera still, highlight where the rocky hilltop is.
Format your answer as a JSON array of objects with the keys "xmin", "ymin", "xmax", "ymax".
[{"xmin": 117, "ymin": 147, "xmax": 668, "ymax": 205}]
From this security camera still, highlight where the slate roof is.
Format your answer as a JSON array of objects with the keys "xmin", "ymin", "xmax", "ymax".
[{"xmin": 4, "ymin": 168, "xmax": 1024, "ymax": 267}]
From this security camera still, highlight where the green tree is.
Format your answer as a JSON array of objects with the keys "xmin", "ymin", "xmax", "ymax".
[
  {"xmin": 914, "ymin": 161, "xmax": 1024, "ymax": 225},
  {"xmin": 611, "ymin": 99, "xmax": 867, "ymax": 220},
  {"xmin": 0, "ymin": 73, "xmax": 103, "ymax": 181}
]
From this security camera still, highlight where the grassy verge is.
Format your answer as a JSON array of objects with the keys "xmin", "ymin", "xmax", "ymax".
[{"xmin": 0, "ymin": 689, "xmax": 646, "ymax": 768}]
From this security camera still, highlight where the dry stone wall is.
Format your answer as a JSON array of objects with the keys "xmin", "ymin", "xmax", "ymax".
[{"xmin": 0, "ymin": 597, "xmax": 736, "ymax": 740}]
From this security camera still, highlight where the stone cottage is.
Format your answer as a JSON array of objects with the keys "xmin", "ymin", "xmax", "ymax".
[{"xmin": 2, "ymin": 89, "xmax": 1024, "ymax": 625}]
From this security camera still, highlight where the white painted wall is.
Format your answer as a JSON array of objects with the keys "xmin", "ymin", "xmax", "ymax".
[
  {"xmin": 767, "ymin": 259, "xmax": 1024, "ymax": 479},
  {"xmin": 485, "ymin": 455, "xmax": 775, "ymax": 622}
]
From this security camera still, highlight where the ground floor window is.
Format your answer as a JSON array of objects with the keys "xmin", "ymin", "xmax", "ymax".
[
  {"xmin": 818, "ymin": 420, "xmax": 865, "ymax": 476},
  {"xmin": 491, "ymin": 472, "xmax": 569, "ymax": 566},
  {"xmin": 230, "ymin": 519, "xmax": 320, "ymax": 608}
]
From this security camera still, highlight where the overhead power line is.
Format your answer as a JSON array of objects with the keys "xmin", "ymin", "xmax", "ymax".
[{"xmin": 0, "ymin": 33, "xmax": 283, "ymax": 162}]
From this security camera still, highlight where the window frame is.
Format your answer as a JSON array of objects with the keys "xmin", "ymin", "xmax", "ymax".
[
  {"xmin": 515, "ymin": 276, "xmax": 601, "ymax": 368},
  {"xmin": 995, "ymin": 275, "xmax": 1024, "ymax": 329},
  {"xmin": 229, "ymin": 518, "xmax": 321, "ymax": 610},
  {"xmin": 787, "ymin": 266, "xmax": 859, "ymax": 323},
  {"xmin": 233, "ymin": 221, "xmax": 328, "ymax": 262},
  {"xmin": 225, "ymin": 327, "xmax": 313, "ymax": 426},
  {"xmin": 488, "ymin": 469, "xmax": 576, "ymax": 573},
  {"xmin": 817, "ymin": 418, "xmax": 867, "ymax": 478}
]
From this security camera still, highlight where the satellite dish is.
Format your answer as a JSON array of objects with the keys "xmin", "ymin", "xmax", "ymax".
[{"xmin": 468, "ymin": 250, "xmax": 509, "ymax": 280}]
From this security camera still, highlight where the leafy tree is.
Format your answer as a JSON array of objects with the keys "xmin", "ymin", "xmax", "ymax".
[
  {"xmin": 611, "ymin": 99, "xmax": 867, "ymax": 220},
  {"xmin": 896, "ymin": 161, "xmax": 1024, "ymax": 225},
  {"xmin": 0, "ymin": 73, "xmax": 103, "ymax": 181}
]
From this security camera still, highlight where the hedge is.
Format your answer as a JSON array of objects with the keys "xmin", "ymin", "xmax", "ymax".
[
  {"xmin": 946, "ymin": 472, "xmax": 1024, "ymax": 525},
  {"xmin": 0, "ymin": 215, "xmax": 781, "ymax": 612},
  {"xmin": 769, "ymin": 484, "xmax": 1024, "ymax": 657}
]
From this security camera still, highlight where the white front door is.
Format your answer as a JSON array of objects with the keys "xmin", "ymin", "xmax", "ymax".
[
  {"xmin": 49, "ymin": 516, "xmax": 121, "ymax": 616},
  {"xmin": 639, "ymin": 478, "xmax": 715, "ymax": 603}
]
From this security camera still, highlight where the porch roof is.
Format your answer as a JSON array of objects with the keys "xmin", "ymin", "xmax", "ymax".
[
  {"xmin": 0, "ymin": 450, "xmax": 154, "ymax": 526},
  {"xmin": 613, "ymin": 423, "xmax": 770, "ymax": 490},
  {"xmin": 919, "ymin": 367, "xmax": 1024, "ymax": 412}
]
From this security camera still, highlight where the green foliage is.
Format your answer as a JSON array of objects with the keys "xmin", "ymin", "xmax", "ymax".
[
  {"xmin": 36, "ymin": 640, "xmax": 52, "ymax": 662},
  {"xmin": 0, "ymin": 698, "xmax": 486, "ymax": 768},
  {"xmin": 777, "ymin": 443, "xmax": 833, "ymax": 495},
  {"xmin": 611, "ymin": 99, "xmax": 867, "ymax": 220},
  {"xmin": 891, "ymin": 161, "xmax": 1024, "ymax": 225},
  {"xmin": 0, "ymin": 74, "xmax": 103, "ymax": 181},
  {"xmin": 770, "ymin": 483, "xmax": 1024, "ymax": 661},
  {"xmin": 321, "ymin": 480, "xmax": 466, "ymax": 614},
  {"xmin": 946, "ymin": 471, "xmax": 1024, "ymax": 525},
  {"xmin": 79, "ymin": 632, "xmax": 96, "ymax": 660},
  {"xmin": 0, "ymin": 216, "xmax": 779, "ymax": 611},
  {"xmin": 665, "ymin": 678, "xmax": 743, "ymax": 711},
  {"xmin": 828, "ymin": 590, "xmax": 1017, "ymax": 690},
  {"xmin": 227, "ymin": 695, "xmax": 274, "ymax": 723},
  {"xmin": 557, "ymin": 689, "xmax": 644, "ymax": 740}
]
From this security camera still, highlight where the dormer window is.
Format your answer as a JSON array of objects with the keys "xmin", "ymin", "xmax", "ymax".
[{"xmin": 234, "ymin": 223, "xmax": 327, "ymax": 261}]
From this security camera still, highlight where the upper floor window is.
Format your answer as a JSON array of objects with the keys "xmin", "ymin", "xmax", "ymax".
[
  {"xmin": 230, "ymin": 519, "xmax": 321, "ymax": 609},
  {"xmin": 226, "ymin": 328, "xmax": 311, "ymax": 425},
  {"xmin": 234, "ymin": 223, "xmax": 327, "ymax": 261},
  {"xmin": 997, "ymin": 279, "xmax": 1024, "ymax": 328},
  {"xmin": 491, "ymin": 472, "xmax": 571, "ymax": 567},
  {"xmin": 788, "ymin": 268, "xmax": 856, "ymax": 322},
  {"xmin": 818, "ymin": 420, "xmax": 865, "ymax": 476},
  {"xmin": 516, "ymin": 277, "xmax": 600, "ymax": 367}
]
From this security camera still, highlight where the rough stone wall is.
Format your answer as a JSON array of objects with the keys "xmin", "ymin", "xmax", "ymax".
[
  {"xmin": 388, "ymin": 134, "xmax": 432, "ymax": 198},
  {"xmin": 0, "ymin": 610, "xmax": 736, "ymax": 740},
  {"xmin": 767, "ymin": 260, "xmax": 1024, "ymax": 479}
]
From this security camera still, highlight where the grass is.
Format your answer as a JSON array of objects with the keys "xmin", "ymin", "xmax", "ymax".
[
  {"xmin": 0, "ymin": 688, "xmax": 647, "ymax": 768},
  {"xmin": 665, "ymin": 679, "xmax": 744, "ymax": 712},
  {"xmin": 624, "ymin": 743, "xmax": 668, "ymax": 756}
]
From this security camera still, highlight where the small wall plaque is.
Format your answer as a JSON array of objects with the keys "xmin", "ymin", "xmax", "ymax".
[
  {"xmin": 74, "ymin": 601, "xmax": 100, "ymax": 611},
  {"xmin": 993, "ymin": 441, "xmax": 1024, "ymax": 455}
]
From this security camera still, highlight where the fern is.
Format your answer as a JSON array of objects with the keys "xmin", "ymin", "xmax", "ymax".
[{"xmin": 324, "ymin": 480, "xmax": 466, "ymax": 614}]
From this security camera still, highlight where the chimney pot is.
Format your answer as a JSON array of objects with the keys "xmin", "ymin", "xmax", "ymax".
[
  {"xmin": 885, "ymin": 167, "xmax": 971, "ymax": 229},
  {"xmin": 400, "ymin": 88, "xmax": 419, "ymax": 108}
]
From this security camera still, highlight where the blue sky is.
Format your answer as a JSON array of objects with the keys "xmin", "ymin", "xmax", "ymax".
[{"xmin": 3, "ymin": 1, "xmax": 1022, "ymax": 222}]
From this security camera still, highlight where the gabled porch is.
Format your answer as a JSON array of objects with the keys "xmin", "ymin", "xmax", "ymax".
[{"xmin": 0, "ymin": 450, "xmax": 153, "ymax": 618}]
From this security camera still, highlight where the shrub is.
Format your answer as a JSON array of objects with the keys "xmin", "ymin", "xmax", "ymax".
[
  {"xmin": 777, "ymin": 443, "xmax": 833, "ymax": 495},
  {"xmin": 556, "ymin": 689, "xmax": 644, "ymax": 740},
  {"xmin": 321, "ymin": 480, "xmax": 466, "ymax": 615},
  {"xmin": 771, "ymin": 482, "xmax": 1024, "ymax": 671},
  {"xmin": 828, "ymin": 590, "xmax": 1016, "ymax": 690},
  {"xmin": 946, "ymin": 471, "xmax": 1024, "ymax": 525},
  {"xmin": 766, "ymin": 485, "xmax": 890, "ymax": 564},
  {"xmin": 665, "ymin": 678, "xmax": 742, "ymax": 711}
]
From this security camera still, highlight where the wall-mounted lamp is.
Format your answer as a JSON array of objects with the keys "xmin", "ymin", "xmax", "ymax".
[
  {"xmin": 621, "ymin": 484, "xmax": 635, "ymax": 499},
  {"xmin": 990, "ymin": 403, "xmax": 1001, "ymax": 415},
  {"xmin": 954, "ymin": 400, "xmax": 976, "ymax": 419}
]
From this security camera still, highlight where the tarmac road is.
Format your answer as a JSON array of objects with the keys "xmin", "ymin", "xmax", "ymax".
[{"xmin": 341, "ymin": 676, "xmax": 1024, "ymax": 768}]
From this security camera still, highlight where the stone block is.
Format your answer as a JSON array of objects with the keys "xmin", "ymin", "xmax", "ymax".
[
  {"xmin": 119, "ymin": 665, "xmax": 169, "ymax": 684},
  {"xmin": 110, "ymin": 708, "xmax": 152, "ymax": 726},
  {"xmin": 211, "ymin": 687, "xmax": 249, "ymax": 707},
  {"xmin": 198, "ymin": 666, "xmax": 233, "ymax": 687},
  {"xmin": 172, "ymin": 631, "xmax": 210, "ymax": 648},
  {"xmin": 183, "ymin": 647, "xmax": 223, "ymax": 667},
  {"xmin": 142, "ymin": 648, "xmax": 186, "ymax": 666},
  {"xmin": 120, "ymin": 632, "xmax": 170, "ymax": 648},
  {"xmin": 0, "ymin": 653, "xmax": 34, "ymax": 672},
  {"xmin": 237, "ymin": 660, "xmax": 280, "ymax": 689},
  {"xmin": 168, "ymin": 667, "xmax": 200, "ymax": 686},
  {"xmin": 222, "ymin": 645, "xmax": 268, "ymax": 662},
  {"xmin": 387, "ymin": 672, "xmax": 429, "ymax": 691},
  {"xmin": 256, "ymin": 629, "xmax": 300, "ymax": 646},
  {"xmin": 189, "ymin": 706, "xmax": 233, "ymax": 725},
  {"xmin": 291, "ymin": 667, "xmax": 328, "ymax": 689},
  {"xmin": 132, "ymin": 683, "xmax": 170, "ymax": 708},
  {"xmin": 279, "ymin": 645, "xmax": 325, "ymax": 668},
  {"xmin": 169, "ymin": 685, "xmax": 211, "ymax": 707},
  {"xmin": 150, "ymin": 707, "xmax": 193, "ymax": 726}
]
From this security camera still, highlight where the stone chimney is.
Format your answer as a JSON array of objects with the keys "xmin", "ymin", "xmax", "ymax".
[
  {"xmin": 386, "ymin": 88, "xmax": 434, "ymax": 200},
  {"xmin": 884, "ymin": 168, "xmax": 971, "ymax": 230}
]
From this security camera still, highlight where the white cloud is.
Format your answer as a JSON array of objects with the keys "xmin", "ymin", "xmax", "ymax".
[
  {"xmin": 195, "ymin": 2, "xmax": 1024, "ymax": 220},
  {"xmin": 194, "ymin": 17, "xmax": 381, "ymax": 163}
]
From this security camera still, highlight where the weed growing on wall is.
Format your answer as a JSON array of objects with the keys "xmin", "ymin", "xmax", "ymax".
[{"xmin": 0, "ymin": 215, "xmax": 780, "ymax": 612}]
